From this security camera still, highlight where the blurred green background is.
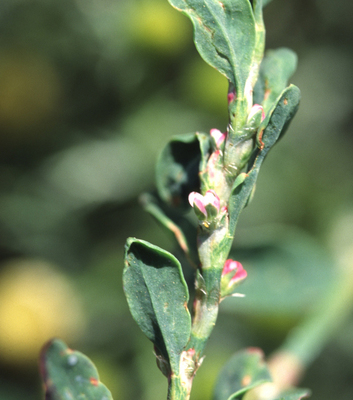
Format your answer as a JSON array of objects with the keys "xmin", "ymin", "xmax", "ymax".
[{"xmin": 0, "ymin": 0, "xmax": 353, "ymax": 399}]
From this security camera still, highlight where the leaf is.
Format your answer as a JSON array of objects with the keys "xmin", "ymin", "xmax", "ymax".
[
  {"xmin": 140, "ymin": 191, "xmax": 199, "ymax": 265},
  {"xmin": 39, "ymin": 339, "xmax": 113, "ymax": 400},
  {"xmin": 123, "ymin": 238, "xmax": 191, "ymax": 373},
  {"xmin": 168, "ymin": 0, "xmax": 256, "ymax": 93},
  {"xmin": 228, "ymin": 84, "xmax": 301, "ymax": 234},
  {"xmin": 156, "ymin": 133, "xmax": 202, "ymax": 210},
  {"xmin": 213, "ymin": 348, "xmax": 272, "ymax": 400},
  {"xmin": 274, "ymin": 388, "xmax": 311, "ymax": 400},
  {"xmin": 253, "ymin": 48, "xmax": 298, "ymax": 114}
]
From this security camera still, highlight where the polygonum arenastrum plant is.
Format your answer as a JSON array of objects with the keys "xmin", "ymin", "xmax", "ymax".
[
  {"xmin": 123, "ymin": 1, "xmax": 303, "ymax": 399},
  {"xmin": 39, "ymin": 1, "xmax": 310, "ymax": 400}
]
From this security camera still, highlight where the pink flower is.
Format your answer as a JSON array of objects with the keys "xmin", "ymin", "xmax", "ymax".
[
  {"xmin": 227, "ymin": 90, "xmax": 236, "ymax": 104},
  {"xmin": 210, "ymin": 129, "xmax": 226, "ymax": 149},
  {"xmin": 222, "ymin": 259, "xmax": 247, "ymax": 283},
  {"xmin": 188, "ymin": 190, "xmax": 220, "ymax": 220},
  {"xmin": 248, "ymin": 104, "xmax": 265, "ymax": 123},
  {"xmin": 221, "ymin": 259, "xmax": 247, "ymax": 298}
]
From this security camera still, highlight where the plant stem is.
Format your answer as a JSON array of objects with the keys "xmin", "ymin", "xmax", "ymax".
[
  {"xmin": 167, "ymin": 373, "xmax": 191, "ymax": 400},
  {"xmin": 282, "ymin": 266, "xmax": 353, "ymax": 367}
]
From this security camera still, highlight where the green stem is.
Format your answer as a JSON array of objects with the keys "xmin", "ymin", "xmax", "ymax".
[
  {"xmin": 244, "ymin": 267, "xmax": 353, "ymax": 399},
  {"xmin": 189, "ymin": 268, "xmax": 222, "ymax": 353},
  {"xmin": 281, "ymin": 268, "xmax": 353, "ymax": 367},
  {"xmin": 167, "ymin": 374, "xmax": 191, "ymax": 400}
]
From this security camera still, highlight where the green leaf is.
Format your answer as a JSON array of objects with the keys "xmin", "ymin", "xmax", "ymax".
[
  {"xmin": 253, "ymin": 48, "xmax": 298, "ymax": 114},
  {"xmin": 156, "ymin": 133, "xmax": 202, "ymax": 210},
  {"xmin": 262, "ymin": 84, "xmax": 301, "ymax": 144},
  {"xmin": 140, "ymin": 191, "xmax": 199, "ymax": 265},
  {"xmin": 123, "ymin": 238, "xmax": 191, "ymax": 373},
  {"xmin": 274, "ymin": 388, "xmax": 311, "ymax": 400},
  {"xmin": 228, "ymin": 84, "xmax": 301, "ymax": 234},
  {"xmin": 262, "ymin": 0, "xmax": 273, "ymax": 6},
  {"xmin": 39, "ymin": 339, "xmax": 113, "ymax": 400},
  {"xmin": 168, "ymin": 0, "xmax": 256, "ymax": 93},
  {"xmin": 213, "ymin": 348, "xmax": 272, "ymax": 400}
]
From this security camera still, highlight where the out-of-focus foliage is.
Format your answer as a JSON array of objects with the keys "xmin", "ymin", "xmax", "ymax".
[
  {"xmin": 0, "ymin": 0, "xmax": 352, "ymax": 399},
  {"xmin": 40, "ymin": 339, "xmax": 114, "ymax": 400}
]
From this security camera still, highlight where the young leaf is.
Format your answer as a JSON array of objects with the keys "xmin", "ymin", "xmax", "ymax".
[
  {"xmin": 213, "ymin": 348, "xmax": 272, "ymax": 400},
  {"xmin": 123, "ymin": 238, "xmax": 191, "ymax": 373},
  {"xmin": 156, "ymin": 133, "xmax": 202, "ymax": 210},
  {"xmin": 228, "ymin": 84, "xmax": 301, "ymax": 234},
  {"xmin": 39, "ymin": 339, "xmax": 113, "ymax": 400},
  {"xmin": 253, "ymin": 48, "xmax": 298, "ymax": 114},
  {"xmin": 167, "ymin": 0, "xmax": 256, "ymax": 94}
]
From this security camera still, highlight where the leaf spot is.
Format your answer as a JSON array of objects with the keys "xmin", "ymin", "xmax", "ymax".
[
  {"xmin": 283, "ymin": 98, "xmax": 288, "ymax": 105},
  {"xmin": 90, "ymin": 377, "xmax": 99, "ymax": 386},
  {"xmin": 241, "ymin": 374, "xmax": 252, "ymax": 386},
  {"xmin": 264, "ymin": 88, "xmax": 271, "ymax": 101}
]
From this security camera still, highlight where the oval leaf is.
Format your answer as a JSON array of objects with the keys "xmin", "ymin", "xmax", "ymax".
[
  {"xmin": 39, "ymin": 339, "xmax": 113, "ymax": 400},
  {"xmin": 213, "ymin": 348, "xmax": 272, "ymax": 400},
  {"xmin": 123, "ymin": 238, "xmax": 191, "ymax": 372},
  {"xmin": 168, "ymin": 0, "xmax": 256, "ymax": 92}
]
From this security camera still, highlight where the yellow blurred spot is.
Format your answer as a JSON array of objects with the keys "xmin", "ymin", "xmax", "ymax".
[
  {"xmin": 0, "ymin": 259, "xmax": 85, "ymax": 364},
  {"xmin": 129, "ymin": 0, "xmax": 191, "ymax": 54}
]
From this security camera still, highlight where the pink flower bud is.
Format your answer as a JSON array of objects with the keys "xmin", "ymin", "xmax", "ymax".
[
  {"xmin": 188, "ymin": 192, "xmax": 207, "ymax": 218},
  {"xmin": 210, "ymin": 129, "xmax": 226, "ymax": 149},
  {"xmin": 188, "ymin": 190, "xmax": 220, "ymax": 220},
  {"xmin": 221, "ymin": 259, "xmax": 247, "ymax": 298},
  {"xmin": 227, "ymin": 87, "xmax": 236, "ymax": 104},
  {"xmin": 222, "ymin": 259, "xmax": 247, "ymax": 283},
  {"xmin": 204, "ymin": 190, "xmax": 221, "ymax": 210},
  {"xmin": 227, "ymin": 91, "xmax": 235, "ymax": 104},
  {"xmin": 248, "ymin": 104, "xmax": 265, "ymax": 123}
]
